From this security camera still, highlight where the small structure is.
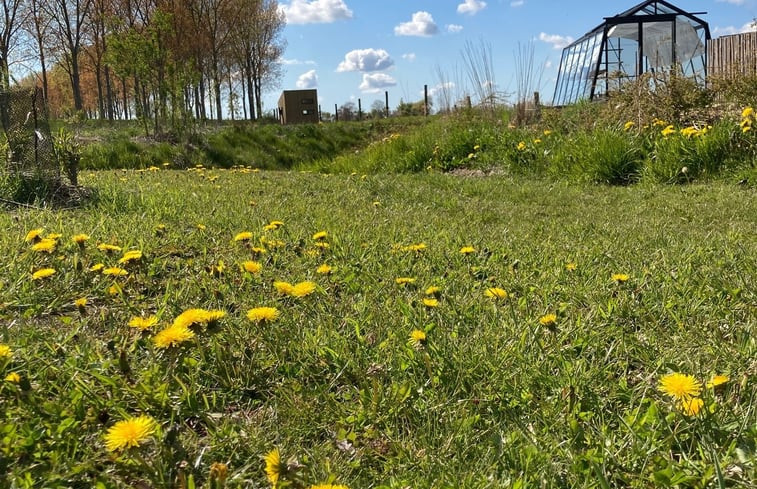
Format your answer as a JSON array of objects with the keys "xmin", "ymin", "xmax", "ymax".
[
  {"xmin": 552, "ymin": 0, "xmax": 710, "ymax": 105},
  {"xmin": 277, "ymin": 89, "xmax": 318, "ymax": 124}
]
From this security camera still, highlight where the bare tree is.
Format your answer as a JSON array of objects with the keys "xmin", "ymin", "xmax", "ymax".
[
  {"xmin": 45, "ymin": 0, "xmax": 94, "ymax": 112},
  {"xmin": 0, "ymin": 0, "xmax": 26, "ymax": 90},
  {"xmin": 230, "ymin": 0, "xmax": 284, "ymax": 119}
]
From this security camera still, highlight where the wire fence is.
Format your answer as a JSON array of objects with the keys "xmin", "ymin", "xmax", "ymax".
[{"xmin": 1, "ymin": 87, "xmax": 58, "ymax": 183}]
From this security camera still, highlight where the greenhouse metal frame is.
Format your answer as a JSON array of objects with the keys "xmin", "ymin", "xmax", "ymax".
[{"xmin": 552, "ymin": 0, "xmax": 710, "ymax": 106}]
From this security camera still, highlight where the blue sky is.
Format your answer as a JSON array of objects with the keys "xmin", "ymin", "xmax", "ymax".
[{"xmin": 269, "ymin": 0, "xmax": 757, "ymax": 114}]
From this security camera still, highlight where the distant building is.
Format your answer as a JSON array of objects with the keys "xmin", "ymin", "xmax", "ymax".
[
  {"xmin": 278, "ymin": 89, "xmax": 318, "ymax": 124},
  {"xmin": 553, "ymin": 0, "xmax": 710, "ymax": 105}
]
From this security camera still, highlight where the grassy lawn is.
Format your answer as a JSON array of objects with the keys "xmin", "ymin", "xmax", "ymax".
[{"xmin": 1, "ymin": 169, "xmax": 755, "ymax": 488}]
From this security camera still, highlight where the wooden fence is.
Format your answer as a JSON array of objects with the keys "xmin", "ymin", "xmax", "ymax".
[{"xmin": 707, "ymin": 31, "xmax": 757, "ymax": 78}]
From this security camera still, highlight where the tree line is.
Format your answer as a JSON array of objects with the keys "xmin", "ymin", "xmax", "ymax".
[{"xmin": 0, "ymin": 0, "xmax": 285, "ymax": 133}]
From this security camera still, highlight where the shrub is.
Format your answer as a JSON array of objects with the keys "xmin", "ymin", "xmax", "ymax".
[{"xmin": 551, "ymin": 128, "xmax": 643, "ymax": 185}]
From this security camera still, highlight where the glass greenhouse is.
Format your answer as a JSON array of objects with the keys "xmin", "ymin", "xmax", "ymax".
[{"xmin": 552, "ymin": 0, "xmax": 710, "ymax": 106}]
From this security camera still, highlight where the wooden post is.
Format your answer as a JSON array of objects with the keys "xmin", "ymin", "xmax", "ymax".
[
  {"xmin": 335, "ymin": 103, "xmax": 338, "ymax": 122},
  {"xmin": 358, "ymin": 98, "xmax": 362, "ymax": 121},
  {"xmin": 424, "ymin": 84, "xmax": 429, "ymax": 116},
  {"xmin": 318, "ymin": 104, "xmax": 322, "ymax": 122},
  {"xmin": 533, "ymin": 91, "xmax": 540, "ymax": 107},
  {"xmin": 385, "ymin": 91, "xmax": 389, "ymax": 118}
]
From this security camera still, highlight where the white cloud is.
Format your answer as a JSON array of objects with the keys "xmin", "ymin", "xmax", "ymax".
[
  {"xmin": 296, "ymin": 70, "xmax": 318, "ymax": 89},
  {"xmin": 713, "ymin": 22, "xmax": 757, "ymax": 37},
  {"xmin": 394, "ymin": 11, "xmax": 438, "ymax": 37},
  {"xmin": 545, "ymin": 60, "xmax": 553, "ymax": 69},
  {"xmin": 280, "ymin": 58, "xmax": 317, "ymax": 66},
  {"xmin": 402, "ymin": 53, "xmax": 416, "ymax": 62},
  {"xmin": 359, "ymin": 73, "xmax": 397, "ymax": 93},
  {"xmin": 336, "ymin": 48, "xmax": 394, "ymax": 72},
  {"xmin": 457, "ymin": 0, "xmax": 487, "ymax": 15},
  {"xmin": 280, "ymin": 0, "xmax": 353, "ymax": 24},
  {"xmin": 510, "ymin": 0, "xmax": 524, "ymax": 7},
  {"xmin": 716, "ymin": 0, "xmax": 745, "ymax": 4},
  {"xmin": 538, "ymin": 32, "xmax": 574, "ymax": 49},
  {"xmin": 429, "ymin": 82, "xmax": 456, "ymax": 97},
  {"xmin": 446, "ymin": 24, "xmax": 464, "ymax": 33}
]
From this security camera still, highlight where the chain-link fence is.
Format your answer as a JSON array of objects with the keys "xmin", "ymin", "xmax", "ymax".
[{"xmin": 1, "ymin": 87, "xmax": 58, "ymax": 183}]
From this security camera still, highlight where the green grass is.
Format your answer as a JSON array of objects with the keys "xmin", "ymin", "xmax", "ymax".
[
  {"xmin": 76, "ymin": 118, "xmax": 431, "ymax": 171},
  {"xmin": 1, "ymin": 169, "xmax": 755, "ymax": 488}
]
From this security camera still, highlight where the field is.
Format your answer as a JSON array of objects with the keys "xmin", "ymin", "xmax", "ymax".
[{"xmin": 1, "ymin": 167, "xmax": 755, "ymax": 488}]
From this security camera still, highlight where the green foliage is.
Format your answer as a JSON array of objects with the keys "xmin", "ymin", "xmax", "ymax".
[
  {"xmin": 551, "ymin": 128, "xmax": 643, "ymax": 185},
  {"xmin": 53, "ymin": 128, "xmax": 82, "ymax": 186}
]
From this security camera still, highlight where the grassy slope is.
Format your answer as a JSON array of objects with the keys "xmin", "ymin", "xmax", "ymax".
[
  {"xmin": 1, "ymin": 170, "xmax": 755, "ymax": 487},
  {"xmin": 75, "ymin": 118, "xmax": 431, "ymax": 171}
]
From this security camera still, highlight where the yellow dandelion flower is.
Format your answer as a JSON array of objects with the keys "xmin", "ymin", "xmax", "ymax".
[
  {"xmin": 25, "ymin": 228, "xmax": 44, "ymax": 242},
  {"xmin": 242, "ymin": 261, "xmax": 262, "ymax": 273},
  {"xmin": 484, "ymin": 287, "xmax": 507, "ymax": 299},
  {"xmin": 210, "ymin": 462, "xmax": 228, "ymax": 483},
  {"xmin": 743, "ymin": 125, "xmax": 752, "ymax": 134},
  {"xmin": 395, "ymin": 277, "xmax": 416, "ymax": 285},
  {"xmin": 103, "ymin": 267, "xmax": 128, "ymax": 277},
  {"xmin": 172, "ymin": 309, "xmax": 226, "ymax": 329},
  {"xmin": 45, "ymin": 233, "xmax": 62, "ymax": 240},
  {"xmin": 658, "ymin": 373, "xmax": 701, "ymax": 401},
  {"xmin": 89, "ymin": 263, "xmax": 105, "ymax": 272},
  {"xmin": 274, "ymin": 281, "xmax": 295, "ymax": 295},
  {"xmin": 31, "ymin": 238, "xmax": 57, "ymax": 253},
  {"xmin": 403, "ymin": 243, "xmax": 426, "ymax": 252},
  {"xmin": 313, "ymin": 241, "xmax": 330, "ymax": 249},
  {"xmin": 742, "ymin": 106, "xmax": 754, "ymax": 119},
  {"xmin": 409, "ymin": 329, "xmax": 427, "ymax": 348},
  {"xmin": 539, "ymin": 313, "xmax": 557, "ymax": 326},
  {"xmin": 264, "ymin": 220, "xmax": 284, "ymax": 231},
  {"xmin": 264, "ymin": 448, "xmax": 283, "ymax": 486},
  {"xmin": 316, "ymin": 264, "xmax": 332, "ymax": 274},
  {"xmin": 542, "ymin": 130, "xmax": 552, "ymax": 136},
  {"xmin": 251, "ymin": 246, "xmax": 267, "ymax": 255},
  {"xmin": 706, "ymin": 374, "xmax": 729, "ymax": 389},
  {"xmin": 234, "ymin": 231, "xmax": 253, "ymax": 242},
  {"xmin": 425, "ymin": 285, "xmax": 441, "ymax": 296},
  {"xmin": 623, "ymin": 121, "xmax": 635, "ymax": 131},
  {"xmin": 5, "ymin": 372, "xmax": 20, "ymax": 383},
  {"xmin": 565, "ymin": 262, "xmax": 577, "ymax": 271},
  {"xmin": 678, "ymin": 397, "xmax": 704, "ymax": 416},
  {"xmin": 98, "ymin": 243, "xmax": 122, "ymax": 253},
  {"xmin": 308, "ymin": 484, "xmax": 350, "ymax": 489},
  {"xmin": 661, "ymin": 125, "xmax": 676, "ymax": 137},
  {"xmin": 107, "ymin": 284, "xmax": 123, "ymax": 295},
  {"xmin": 0, "ymin": 344, "xmax": 11, "ymax": 358},
  {"xmin": 118, "ymin": 250, "xmax": 143, "ymax": 264},
  {"xmin": 153, "ymin": 324, "xmax": 195, "ymax": 348},
  {"xmin": 247, "ymin": 307, "xmax": 280, "ymax": 322},
  {"xmin": 32, "ymin": 268, "xmax": 56, "ymax": 280},
  {"xmin": 72, "ymin": 234, "xmax": 90, "ymax": 245},
  {"xmin": 196, "ymin": 224, "xmax": 206, "ymax": 231},
  {"xmin": 422, "ymin": 297, "xmax": 439, "ymax": 308},
  {"xmin": 129, "ymin": 316, "xmax": 158, "ymax": 331},
  {"xmin": 459, "ymin": 246, "xmax": 476, "ymax": 255},
  {"xmin": 516, "ymin": 141, "xmax": 526, "ymax": 151},
  {"xmin": 533, "ymin": 138, "xmax": 542, "ymax": 144},
  {"xmin": 312, "ymin": 231, "xmax": 328, "ymax": 240},
  {"xmin": 612, "ymin": 273, "xmax": 630, "ymax": 283},
  {"xmin": 75, "ymin": 297, "xmax": 87, "ymax": 308},
  {"xmin": 292, "ymin": 281, "xmax": 317, "ymax": 297},
  {"xmin": 104, "ymin": 415, "xmax": 157, "ymax": 452}
]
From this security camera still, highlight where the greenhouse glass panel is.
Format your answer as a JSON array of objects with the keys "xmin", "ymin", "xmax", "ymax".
[{"xmin": 552, "ymin": 0, "xmax": 709, "ymax": 105}]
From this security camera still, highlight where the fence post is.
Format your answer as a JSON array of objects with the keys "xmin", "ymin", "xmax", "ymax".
[
  {"xmin": 335, "ymin": 103, "xmax": 338, "ymax": 122},
  {"xmin": 424, "ymin": 85, "xmax": 428, "ymax": 116},
  {"xmin": 358, "ymin": 98, "xmax": 362, "ymax": 121},
  {"xmin": 385, "ymin": 91, "xmax": 389, "ymax": 118}
]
